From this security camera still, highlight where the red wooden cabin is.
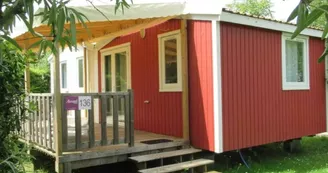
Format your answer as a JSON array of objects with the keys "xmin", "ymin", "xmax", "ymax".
[{"xmin": 92, "ymin": 8, "xmax": 326, "ymax": 153}]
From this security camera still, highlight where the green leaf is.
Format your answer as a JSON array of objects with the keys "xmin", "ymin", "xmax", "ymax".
[
  {"xmin": 17, "ymin": 14, "xmax": 35, "ymax": 35},
  {"xmin": 318, "ymin": 46, "xmax": 328, "ymax": 63},
  {"xmin": 70, "ymin": 14, "xmax": 77, "ymax": 49},
  {"xmin": 292, "ymin": 3, "xmax": 307, "ymax": 38},
  {"xmin": 304, "ymin": 8, "xmax": 324, "ymax": 28},
  {"xmin": 1, "ymin": 35, "xmax": 22, "ymax": 50},
  {"xmin": 322, "ymin": 14, "xmax": 328, "ymax": 39},
  {"xmin": 28, "ymin": 39, "xmax": 43, "ymax": 49},
  {"xmin": 56, "ymin": 8, "xmax": 65, "ymax": 40}
]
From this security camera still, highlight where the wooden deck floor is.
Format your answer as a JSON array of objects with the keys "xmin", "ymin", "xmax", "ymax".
[{"xmin": 65, "ymin": 123, "xmax": 180, "ymax": 152}]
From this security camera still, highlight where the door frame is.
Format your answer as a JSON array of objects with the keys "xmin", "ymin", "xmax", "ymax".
[{"xmin": 100, "ymin": 42, "xmax": 131, "ymax": 92}]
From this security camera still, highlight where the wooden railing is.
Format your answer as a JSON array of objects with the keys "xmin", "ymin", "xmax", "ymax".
[
  {"xmin": 19, "ymin": 90, "xmax": 134, "ymax": 152},
  {"xmin": 61, "ymin": 90, "xmax": 134, "ymax": 151},
  {"xmin": 20, "ymin": 93, "xmax": 55, "ymax": 151}
]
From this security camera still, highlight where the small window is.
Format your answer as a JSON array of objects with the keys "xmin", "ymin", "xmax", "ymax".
[
  {"xmin": 282, "ymin": 33, "xmax": 309, "ymax": 90},
  {"xmin": 61, "ymin": 62, "xmax": 67, "ymax": 89},
  {"xmin": 77, "ymin": 58, "xmax": 84, "ymax": 88},
  {"xmin": 158, "ymin": 30, "xmax": 182, "ymax": 92}
]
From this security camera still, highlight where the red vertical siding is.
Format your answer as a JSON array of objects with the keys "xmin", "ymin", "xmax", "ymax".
[
  {"xmin": 188, "ymin": 20, "xmax": 215, "ymax": 151},
  {"xmin": 221, "ymin": 22, "xmax": 326, "ymax": 151},
  {"xmin": 98, "ymin": 20, "xmax": 183, "ymax": 137}
]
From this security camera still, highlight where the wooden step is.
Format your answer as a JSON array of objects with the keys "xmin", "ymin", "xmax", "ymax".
[
  {"xmin": 139, "ymin": 159, "xmax": 214, "ymax": 173},
  {"xmin": 129, "ymin": 148, "xmax": 201, "ymax": 163}
]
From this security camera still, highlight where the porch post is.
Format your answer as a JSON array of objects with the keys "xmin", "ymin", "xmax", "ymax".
[
  {"xmin": 181, "ymin": 19, "xmax": 189, "ymax": 140},
  {"xmin": 53, "ymin": 42, "xmax": 63, "ymax": 173},
  {"xmin": 24, "ymin": 64, "xmax": 31, "ymax": 93}
]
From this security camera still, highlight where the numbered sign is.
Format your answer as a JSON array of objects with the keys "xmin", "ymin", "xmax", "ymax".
[{"xmin": 78, "ymin": 96, "xmax": 92, "ymax": 110}]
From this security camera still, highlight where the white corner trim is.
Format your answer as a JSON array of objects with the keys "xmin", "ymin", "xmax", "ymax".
[
  {"xmin": 212, "ymin": 20, "xmax": 223, "ymax": 153},
  {"xmin": 220, "ymin": 12, "xmax": 322, "ymax": 38},
  {"xmin": 184, "ymin": 14, "xmax": 220, "ymax": 21},
  {"xmin": 281, "ymin": 33, "xmax": 310, "ymax": 90}
]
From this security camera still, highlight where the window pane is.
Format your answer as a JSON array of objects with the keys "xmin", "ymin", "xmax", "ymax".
[
  {"xmin": 115, "ymin": 52, "xmax": 127, "ymax": 91},
  {"xmin": 285, "ymin": 40, "xmax": 304, "ymax": 82},
  {"xmin": 105, "ymin": 55, "xmax": 112, "ymax": 91},
  {"xmin": 78, "ymin": 59, "xmax": 83, "ymax": 88},
  {"xmin": 164, "ymin": 38, "xmax": 178, "ymax": 84},
  {"xmin": 61, "ymin": 63, "xmax": 67, "ymax": 88}
]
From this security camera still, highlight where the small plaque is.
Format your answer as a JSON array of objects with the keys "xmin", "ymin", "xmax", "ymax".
[{"xmin": 78, "ymin": 96, "xmax": 92, "ymax": 110}]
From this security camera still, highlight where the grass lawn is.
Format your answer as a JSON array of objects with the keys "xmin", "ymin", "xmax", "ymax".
[
  {"xmin": 23, "ymin": 136, "xmax": 328, "ymax": 173},
  {"xmin": 212, "ymin": 136, "xmax": 328, "ymax": 173}
]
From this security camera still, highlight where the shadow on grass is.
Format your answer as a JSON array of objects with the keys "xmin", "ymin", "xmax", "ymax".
[{"xmin": 212, "ymin": 137, "xmax": 328, "ymax": 173}]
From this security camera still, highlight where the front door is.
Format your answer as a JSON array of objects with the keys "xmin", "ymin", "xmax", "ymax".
[{"xmin": 102, "ymin": 44, "xmax": 131, "ymax": 125}]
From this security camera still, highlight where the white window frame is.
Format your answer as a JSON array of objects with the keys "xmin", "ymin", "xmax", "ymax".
[
  {"xmin": 100, "ymin": 42, "xmax": 131, "ymax": 92},
  {"xmin": 77, "ymin": 57, "xmax": 84, "ymax": 89},
  {"xmin": 60, "ymin": 61, "xmax": 68, "ymax": 91},
  {"xmin": 281, "ymin": 33, "xmax": 310, "ymax": 90},
  {"xmin": 158, "ymin": 30, "xmax": 182, "ymax": 92}
]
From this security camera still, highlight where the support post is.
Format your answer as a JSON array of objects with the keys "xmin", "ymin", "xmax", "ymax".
[
  {"xmin": 25, "ymin": 64, "xmax": 31, "ymax": 93},
  {"xmin": 53, "ymin": 43, "xmax": 63, "ymax": 173},
  {"xmin": 181, "ymin": 19, "xmax": 189, "ymax": 140}
]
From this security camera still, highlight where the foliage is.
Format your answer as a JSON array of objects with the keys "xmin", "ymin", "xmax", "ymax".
[
  {"xmin": 0, "ymin": 41, "xmax": 28, "ymax": 173},
  {"xmin": 309, "ymin": 0, "xmax": 326, "ymax": 28},
  {"xmin": 0, "ymin": 137, "xmax": 31, "ymax": 173},
  {"xmin": 288, "ymin": 0, "xmax": 328, "ymax": 62},
  {"xmin": 227, "ymin": 0, "xmax": 274, "ymax": 18},
  {"xmin": 30, "ymin": 53, "xmax": 51, "ymax": 93}
]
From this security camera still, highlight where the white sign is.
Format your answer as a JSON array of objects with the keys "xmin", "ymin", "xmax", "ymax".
[{"xmin": 78, "ymin": 96, "xmax": 92, "ymax": 110}]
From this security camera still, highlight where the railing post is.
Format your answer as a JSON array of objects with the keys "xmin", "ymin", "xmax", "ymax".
[
  {"xmin": 27, "ymin": 96, "xmax": 32, "ymax": 142},
  {"xmin": 101, "ymin": 95, "xmax": 108, "ymax": 145},
  {"xmin": 128, "ymin": 89, "xmax": 134, "ymax": 147}
]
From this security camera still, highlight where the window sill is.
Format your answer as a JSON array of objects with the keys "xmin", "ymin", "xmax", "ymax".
[
  {"xmin": 282, "ymin": 84, "xmax": 310, "ymax": 90},
  {"xmin": 159, "ymin": 88, "xmax": 182, "ymax": 92}
]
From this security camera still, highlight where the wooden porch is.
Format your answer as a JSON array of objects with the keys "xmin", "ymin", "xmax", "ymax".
[{"xmin": 18, "ymin": 91, "xmax": 187, "ymax": 172}]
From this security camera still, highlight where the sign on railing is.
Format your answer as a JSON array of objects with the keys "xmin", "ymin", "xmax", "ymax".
[
  {"xmin": 61, "ymin": 90, "xmax": 134, "ymax": 151},
  {"xmin": 64, "ymin": 96, "xmax": 92, "ymax": 110}
]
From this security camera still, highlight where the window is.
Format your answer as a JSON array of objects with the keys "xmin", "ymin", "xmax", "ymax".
[
  {"xmin": 158, "ymin": 30, "xmax": 182, "ymax": 92},
  {"xmin": 61, "ymin": 62, "xmax": 67, "ymax": 89},
  {"xmin": 77, "ymin": 58, "xmax": 84, "ymax": 88},
  {"xmin": 282, "ymin": 33, "xmax": 309, "ymax": 90}
]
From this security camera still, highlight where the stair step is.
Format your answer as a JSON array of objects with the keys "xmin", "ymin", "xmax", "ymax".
[
  {"xmin": 139, "ymin": 159, "xmax": 214, "ymax": 173},
  {"xmin": 129, "ymin": 148, "xmax": 201, "ymax": 163}
]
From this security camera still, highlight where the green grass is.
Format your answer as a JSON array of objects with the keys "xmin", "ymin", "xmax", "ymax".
[
  {"xmin": 213, "ymin": 136, "xmax": 328, "ymax": 173},
  {"xmin": 23, "ymin": 136, "xmax": 328, "ymax": 173},
  {"xmin": 24, "ymin": 162, "xmax": 49, "ymax": 173}
]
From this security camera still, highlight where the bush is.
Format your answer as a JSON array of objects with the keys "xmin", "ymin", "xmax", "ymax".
[{"xmin": 0, "ymin": 41, "xmax": 29, "ymax": 172}]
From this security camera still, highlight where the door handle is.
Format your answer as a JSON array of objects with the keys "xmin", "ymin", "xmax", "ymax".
[{"xmin": 144, "ymin": 100, "xmax": 150, "ymax": 104}]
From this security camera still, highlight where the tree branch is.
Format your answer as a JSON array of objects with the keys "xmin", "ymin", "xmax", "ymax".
[{"xmin": 86, "ymin": 0, "xmax": 111, "ymax": 21}]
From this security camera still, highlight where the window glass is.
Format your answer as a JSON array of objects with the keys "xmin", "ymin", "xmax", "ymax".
[
  {"xmin": 105, "ymin": 55, "xmax": 112, "ymax": 91},
  {"xmin": 78, "ymin": 59, "xmax": 84, "ymax": 88},
  {"xmin": 285, "ymin": 40, "xmax": 304, "ymax": 82},
  {"xmin": 164, "ymin": 39, "xmax": 178, "ymax": 84},
  {"xmin": 61, "ymin": 63, "xmax": 67, "ymax": 88}
]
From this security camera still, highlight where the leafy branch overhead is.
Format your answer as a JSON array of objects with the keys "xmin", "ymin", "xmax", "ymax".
[
  {"xmin": 227, "ymin": 0, "xmax": 274, "ymax": 18},
  {"xmin": 288, "ymin": 0, "xmax": 328, "ymax": 62}
]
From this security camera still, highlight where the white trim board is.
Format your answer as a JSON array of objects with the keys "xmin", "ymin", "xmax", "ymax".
[
  {"xmin": 212, "ymin": 20, "xmax": 223, "ymax": 153},
  {"xmin": 220, "ymin": 12, "xmax": 322, "ymax": 38}
]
